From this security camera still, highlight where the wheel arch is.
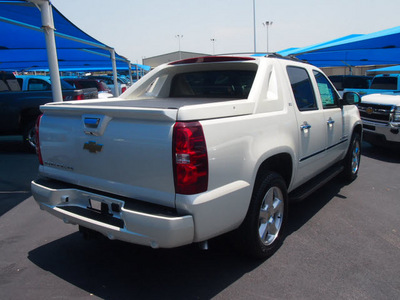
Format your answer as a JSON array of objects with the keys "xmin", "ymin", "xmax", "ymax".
[{"xmin": 254, "ymin": 153, "xmax": 293, "ymax": 190}]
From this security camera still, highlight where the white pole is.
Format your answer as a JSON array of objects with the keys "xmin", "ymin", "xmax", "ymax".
[
  {"xmin": 253, "ymin": 0, "xmax": 256, "ymax": 53},
  {"xmin": 128, "ymin": 62, "xmax": 133, "ymax": 84},
  {"xmin": 31, "ymin": 0, "xmax": 63, "ymax": 102},
  {"xmin": 110, "ymin": 49, "xmax": 119, "ymax": 96}
]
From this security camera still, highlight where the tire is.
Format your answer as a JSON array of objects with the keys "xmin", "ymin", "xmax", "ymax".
[
  {"xmin": 235, "ymin": 171, "xmax": 288, "ymax": 259},
  {"xmin": 23, "ymin": 121, "xmax": 37, "ymax": 153},
  {"xmin": 342, "ymin": 132, "xmax": 361, "ymax": 182}
]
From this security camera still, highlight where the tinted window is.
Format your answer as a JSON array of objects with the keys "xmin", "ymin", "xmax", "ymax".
[
  {"xmin": 28, "ymin": 78, "xmax": 51, "ymax": 91},
  {"xmin": 329, "ymin": 75, "xmax": 372, "ymax": 91},
  {"xmin": 170, "ymin": 70, "xmax": 256, "ymax": 98},
  {"xmin": 287, "ymin": 66, "xmax": 317, "ymax": 111},
  {"xmin": 370, "ymin": 77, "xmax": 398, "ymax": 90},
  {"xmin": 314, "ymin": 71, "xmax": 339, "ymax": 108}
]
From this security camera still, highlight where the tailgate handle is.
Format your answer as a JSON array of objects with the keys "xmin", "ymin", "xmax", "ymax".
[{"xmin": 84, "ymin": 118, "xmax": 100, "ymax": 128}]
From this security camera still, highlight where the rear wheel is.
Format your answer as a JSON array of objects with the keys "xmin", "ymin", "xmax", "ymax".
[
  {"xmin": 23, "ymin": 121, "xmax": 36, "ymax": 153},
  {"xmin": 235, "ymin": 171, "xmax": 288, "ymax": 259}
]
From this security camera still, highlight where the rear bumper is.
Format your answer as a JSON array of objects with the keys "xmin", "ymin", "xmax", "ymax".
[{"xmin": 31, "ymin": 178, "xmax": 194, "ymax": 248}]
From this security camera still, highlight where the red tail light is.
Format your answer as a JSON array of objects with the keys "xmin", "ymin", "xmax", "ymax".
[
  {"xmin": 35, "ymin": 114, "xmax": 43, "ymax": 165},
  {"xmin": 121, "ymin": 86, "xmax": 127, "ymax": 93},
  {"xmin": 74, "ymin": 94, "xmax": 84, "ymax": 100},
  {"xmin": 173, "ymin": 122, "xmax": 208, "ymax": 195}
]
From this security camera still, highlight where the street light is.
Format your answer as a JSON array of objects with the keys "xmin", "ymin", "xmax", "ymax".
[
  {"xmin": 175, "ymin": 34, "xmax": 183, "ymax": 59},
  {"xmin": 210, "ymin": 38, "xmax": 216, "ymax": 55},
  {"xmin": 263, "ymin": 21, "xmax": 273, "ymax": 52}
]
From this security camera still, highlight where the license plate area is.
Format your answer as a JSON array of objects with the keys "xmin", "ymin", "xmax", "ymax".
[
  {"xmin": 88, "ymin": 198, "xmax": 121, "ymax": 215},
  {"xmin": 88, "ymin": 199, "xmax": 109, "ymax": 214}
]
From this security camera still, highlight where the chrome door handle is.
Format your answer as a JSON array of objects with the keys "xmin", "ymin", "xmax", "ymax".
[
  {"xmin": 300, "ymin": 122, "xmax": 311, "ymax": 131},
  {"xmin": 327, "ymin": 117, "xmax": 335, "ymax": 125}
]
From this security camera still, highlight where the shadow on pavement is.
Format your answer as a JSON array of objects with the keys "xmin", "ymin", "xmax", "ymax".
[
  {"xmin": 27, "ymin": 176, "xmax": 351, "ymax": 299},
  {"xmin": 0, "ymin": 137, "xmax": 38, "ymax": 216},
  {"xmin": 28, "ymin": 233, "xmax": 261, "ymax": 300},
  {"xmin": 361, "ymin": 141, "xmax": 400, "ymax": 163}
]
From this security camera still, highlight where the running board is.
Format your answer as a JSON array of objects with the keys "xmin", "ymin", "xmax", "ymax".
[{"xmin": 289, "ymin": 164, "xmax": 344, "ymax": 202}]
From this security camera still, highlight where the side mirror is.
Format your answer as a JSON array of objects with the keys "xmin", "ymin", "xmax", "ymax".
[{"xmin": 341, "ymin": 91, "xmax": 361, "ymax": 105}]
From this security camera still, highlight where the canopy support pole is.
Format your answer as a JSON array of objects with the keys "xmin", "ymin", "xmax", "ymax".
[
  {"xmin": 30, "ymin": 0, "xmax": 63, "ymax": 102},
  {"xmin": 128, "ymin": 62, "xmax": 133, "ymax": 85},
  {"xmin": 110, "ymin": 49, "xmax": 119, "ymax": 96}
]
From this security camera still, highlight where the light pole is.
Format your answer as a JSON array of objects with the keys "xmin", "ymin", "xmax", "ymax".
[
  {"xmin": 253, "ymin": 0, "xmax": 256, "ymax": 53},
  {"xmin": 210, "ymin": 38, "xmax": 216, "ymax": 55},
  {"xmin": 175, "ymin": 34, "xmax": 183, "ymax": 59},
  {"xmin": 263, "ymin": 21, "xmax": 273, "ymax": 52}
]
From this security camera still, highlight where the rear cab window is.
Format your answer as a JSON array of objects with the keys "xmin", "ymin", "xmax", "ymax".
[{"xmin": 170, "ymin": 70, "xmax": 256, "ymax": 98}]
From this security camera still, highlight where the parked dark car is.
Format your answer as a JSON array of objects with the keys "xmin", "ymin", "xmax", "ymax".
[
  {"xmin": 63, "ymin": 78, "xmax": 113, "ymax": 98},
  {"xmin": 0, "ymin": 72, "xmax": 98, "ymax": 151}
]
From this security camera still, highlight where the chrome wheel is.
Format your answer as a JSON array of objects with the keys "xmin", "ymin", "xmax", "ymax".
[
  {"xmin": 351, "ymin": 139, "xmax": 361, "ymax": 175},
  {"xmin": 258, "ymin": 186, "xmax": 284, "ymax": 245},
  {"xmin": 26, "ymin": 126, "xmax": 37, "ymax": 148}
]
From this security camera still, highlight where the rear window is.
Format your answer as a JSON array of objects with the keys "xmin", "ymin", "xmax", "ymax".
[
  {"xmin": 370, "ymin": 77, "xmax": 398, "ymax": 90},
  {"xmin": 170, "ymin": 70, "xmax": 256, "ymax": 98}
]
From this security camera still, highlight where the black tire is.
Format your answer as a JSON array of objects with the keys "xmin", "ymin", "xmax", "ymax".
[
  {"xmin": 235, "ymin": 171, "xmax": 288, "ymax": 259},
  {"xmin": 342, "ymin": 132, "xmax": 361, "ymax": 182},
  {"xmin": 22, "ymin": 121, "xmax": 37, "ymax": 153}
]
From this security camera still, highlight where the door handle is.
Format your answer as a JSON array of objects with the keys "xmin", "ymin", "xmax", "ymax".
[
  {"xmin": 300, "ymin": 121, "xmax": 311, "ymax": 131},
  {"xmin": 327, "ymin": 117, "xmax": 335, "ymax": 125}
]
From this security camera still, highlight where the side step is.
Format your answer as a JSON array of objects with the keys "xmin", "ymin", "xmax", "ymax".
[{"xmin": 289, "ymin": 164, "xmax": 344, "ymax": 202}]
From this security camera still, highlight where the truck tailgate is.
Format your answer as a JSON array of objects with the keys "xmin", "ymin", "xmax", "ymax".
[{"xmin": 38, "ymin": 101, "xmax": 178, "ymax": 208}]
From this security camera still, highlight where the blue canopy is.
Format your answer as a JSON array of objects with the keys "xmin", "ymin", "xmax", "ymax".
[
  {"xmin": 277, "ymin": 26, "xmax": 400, "ymax": 67},
  {"xmin": 0, "ymin": 0, "xmax": 147, "ymax": 72}
]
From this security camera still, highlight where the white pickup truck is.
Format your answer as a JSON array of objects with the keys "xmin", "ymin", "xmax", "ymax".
[
  {"xmin": 31, "ymin": 55, "xmax": 362, "ymax": 258},
  {"xmin": 358, "ymin": 92, "xmax": 400, "ymax": 146}
]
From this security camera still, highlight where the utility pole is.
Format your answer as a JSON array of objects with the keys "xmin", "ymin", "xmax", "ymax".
[{"xmin": 253, "ymin": 0, "xmax": 256, "ymax": 53}]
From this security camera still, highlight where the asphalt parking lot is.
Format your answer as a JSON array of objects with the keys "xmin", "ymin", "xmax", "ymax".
[{"xmin": 1, "ymin": 136, "xmax": 399, "ymax": 300}]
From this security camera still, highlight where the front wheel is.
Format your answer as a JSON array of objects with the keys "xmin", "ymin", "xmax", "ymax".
[
  {"xmin": 342, "ymin": 132, "xmax": 361, "ymax": 182},
  {"xmin": 235, "ymin": 171, "xmax": 288, "ymax": 259}
]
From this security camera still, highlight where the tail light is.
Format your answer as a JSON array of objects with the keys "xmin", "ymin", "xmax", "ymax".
[
  {"xmin": 121, "ymin": 86, "xmax": 127, "ymax": 93},
  {"xmin": 173, "ymin": 122, "xmax": 208, "ymax": 195},
  {"xmin": 35, "ymin": 114, "xmax": 43, "ymax": 165},
  {"xmin": 74, "ymin": 94, "xmax": 84, "ymax": 100}
]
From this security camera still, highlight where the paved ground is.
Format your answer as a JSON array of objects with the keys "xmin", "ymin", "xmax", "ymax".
[{"xmin": 0, "ymin": 136, "xmax": 399, "ymax": 299}]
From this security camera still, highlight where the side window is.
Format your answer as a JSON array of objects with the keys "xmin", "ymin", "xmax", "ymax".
[
  {"xmin": 28, "ymin": 78, "xmax": 51, "ymax": 91},
  {"xmin": 287, "ymin": 66, "xmax": 317, "ymax": 111},
  {"xmin": 313, "ymin": 70, "xmax": 339, "ymax": 108}
]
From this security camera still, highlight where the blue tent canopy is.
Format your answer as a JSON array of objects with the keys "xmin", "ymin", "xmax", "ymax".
[
  {"xmin": 277, "ymin": 26, "xmax": 400, "ymax": 67},
  {"xmin": 0, "ymin": 0, "xmax": 147, "ymax": 72}
]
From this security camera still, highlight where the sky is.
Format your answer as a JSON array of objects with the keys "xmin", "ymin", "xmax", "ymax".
[{"xmin": 50, "ymin": 0, "xmax": 400, "ymax": 65}]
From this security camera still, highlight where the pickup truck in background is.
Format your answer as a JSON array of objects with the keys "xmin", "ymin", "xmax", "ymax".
[
  {"xmin": 0, "ymin": 72, "xmax": 98, "ymax": 151},
  {"xmin": 344, "ymin": 74, "xmax": 400, "ymax": 96},
  {"xmin": 329, "ymin": 75, "xmax": 372, "ymax": 97},
  {"xmin": 15, "ymin": 75, "xmax": 98, "ymax": 100},
  {"xmin": 358, "ymin": 92, "xmax": 400, "ymax": 147},
  {"xmin": 31, "ymin": 55, "xmax": 362, "ymax": 258}
]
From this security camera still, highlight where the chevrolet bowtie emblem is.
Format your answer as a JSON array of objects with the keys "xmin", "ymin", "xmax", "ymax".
[
  {"xmin": 366, "ymin": 107, "xmax": 374, "ymax": 114},
  {"xmin": 83, "ymin": 141, "xmax": 103, "ymax": 153}
]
